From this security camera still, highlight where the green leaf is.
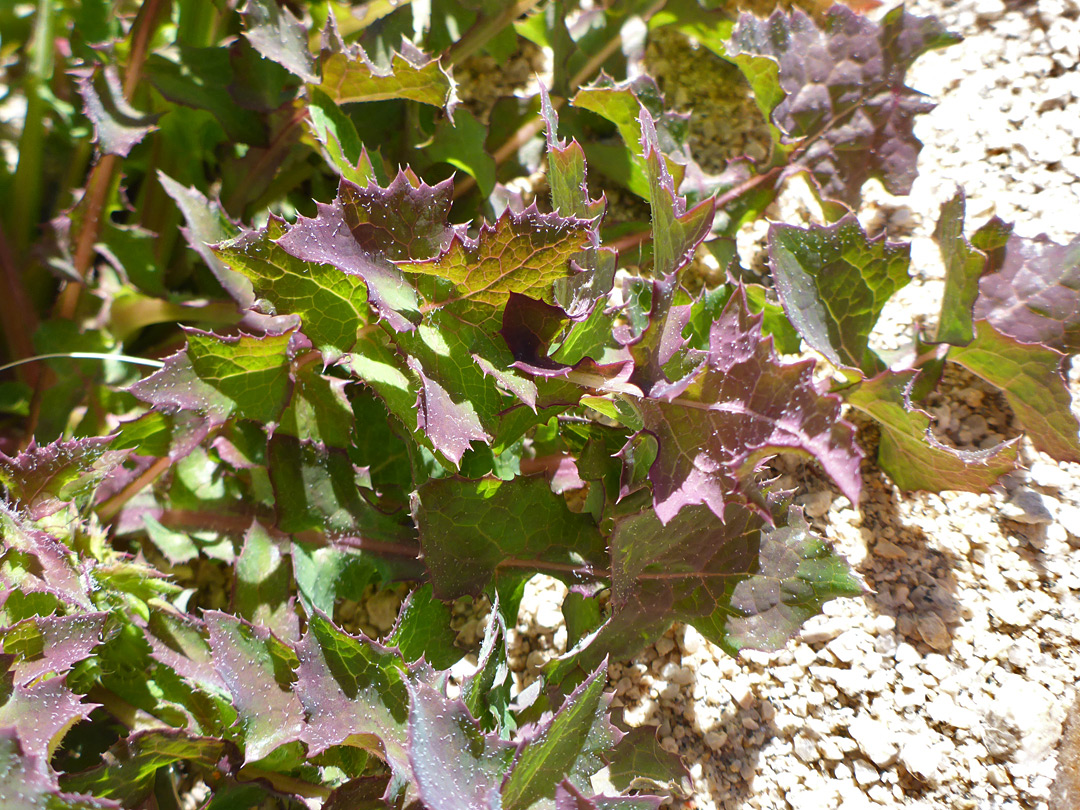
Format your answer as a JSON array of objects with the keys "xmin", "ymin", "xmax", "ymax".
[
  {"xmin": 845, "ymin": 370, "xmax": 1018, "ymax": 491},
  {"xmin": 948, "ymin": 321, "xmax": 1080, "ymax": 462},
  {"xmin": 386, "ymin": 585, "xmax": 463, "ymax": 671},
  {"xmin": 185, "ymin": 329, "xmax": 294, "ymax": 425},
  {"xmin": 768, "ymin": 215, "xmax": 910, "ymax": 374},
  {"xmin": 412, "ymin": 475, "xmax": 607, "ymax": 598},
  {"xmin": 502, "ymin": 664, "xmax": 608, "ymax": 810},
  {"xmin": 306, "ymin": 88, "xmax": 376, "ymax": 185},
  {"xmin": 933, "ymin": 189, "xmax": 986, "ymax": 346},
  {"xmin": 320, "ymin": 45, "xmax": 455, "ymax": 110},
  {"xmin": 424, "ymin": 109, "xmax": 495, "ymax": 199},
  {"xmin": 234, "ymin": 522, "xmax": 297, "ymax": 642}
]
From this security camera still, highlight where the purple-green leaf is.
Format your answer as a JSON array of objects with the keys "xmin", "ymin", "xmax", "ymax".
[
  {"xmin": 203, "ymin": 611, "xmax": 305, "ymax": 763},
  {"xmin": 1, "ymin": 613, "xmax": 107, "ymax": 686},
  {"xmin": 242, "ymin": 0, "xmax": 317, "ymax": 83},
  {"xmin": 972, "ymin": 229, "xmax": 1080, "ymax": 354},
  {"xmin": 407, "ymin": 679, "xmax": 515, "ymax": 810},
  {"xmin": 76, "ymin": 67, "xmax": 158, "ymax": 157},
  {"xmin": 641, "ymin": 291, "xmax": 862, "ymax": 524},
  {"xmin": 0, "ymin": 437, "xmax": 127, "ymax": 520},
  {"xmin": 0, "ymin": 505, "xmax": 90, "ymax": 608},
  {"xmin": 768, "ymin": 215, "xmax": 910, "ymax": 374},
  {"xmin": 293, "ymin": 613, "xmax": 411, "ymax": 786},
  {"xmin": 948, "ymin": 322, "xmax": 1080, "ymax": 462},
  {"xmin": 844, "ymin": 370, "xmax": 1018, "ymax": 491},
  {"xmin": 412, "ymin": 475, "xmax": 607, "ymax": 598}
]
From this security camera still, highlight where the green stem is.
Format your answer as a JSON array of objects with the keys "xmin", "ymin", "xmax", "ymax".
[
  {"xmin": 8, "ymin": 0, "xmax": 54, "ymax": 255},
  {"xmin": 445, "ymin": 0, "xmax": 545, "ymax": 67}
]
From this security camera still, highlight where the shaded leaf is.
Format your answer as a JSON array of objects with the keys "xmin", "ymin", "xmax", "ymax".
[
  {"xmin": 412, "ymin": 475, "xmax": 607, "ymax": 598},
  {"xmin": 845, "ymin": 370, "xmax": 1018, "ymax": 490},
  {"xmin": 768, "ymin": 215, "xmax": 910, "ymax": 374},
  {"xmin": 387, "ymin": 585, "xmax": 463, "ymax": 671},
  {"xmin": 157, "ymin": 173, "xmax": 249, "ymax": 306},
  {"xmin": 234, "ymin": 522, "xmax": 297, "ymax": 641}
]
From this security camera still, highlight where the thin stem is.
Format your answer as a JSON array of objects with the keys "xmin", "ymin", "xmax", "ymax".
[
  {"xmin": 0, "ymin": 352, "xmax": 165, "ymax": 375},
  {"xmin": 97, "ymin": 456, "xmax": 172, "ymax": 523},
  {"xmin": 446, "ymin": 0, "xmax": 545, "ymax": 67}
]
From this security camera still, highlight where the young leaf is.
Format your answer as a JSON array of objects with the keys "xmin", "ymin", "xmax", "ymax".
[
  {"xmin": 319, "ymin": 43, "xmax": 456, "ymax": 111},
  {"xmin": 640, "ymin": 291, "xmax": 862, "ymax": 525},
  {"xmin": 0, "ymin": 505, "xmax": 90, "ymax": 609},
  {"xmin": 768, "ymin": 216, "xmax": 910, "ymax": 375},
  {"xmin": 203, "ymin": 611, "xmax": 305, "ymax": 763},
  {"xmin": 933, "ymin": 189, "xmax": 986, "ymax": 346},
  {"xmin": 844, "ymin": 370, "xmax": 1018, "ymax": 491},
  {"xmin": 0, "ymin": 437, "xmax": 127, "ymax": 520},
  {"xmin": 412, "ymin": 475, "xmax": 607, "ymax": 598},
  {"xmin": 948, "ymin": 322, "xmax": 1080, "ymax": 462},
  {"xmin": 2, "ymin": 613, "xmax": 108, "ymax": 686},
  {"xmin": 972, "ymin": 229, "xmax": 1080, "ymax": 354},
  {"xmin": 728, "ymin": 6, "xmax": 959, "ymax": 205},
  {"xmin": 0, "ymin": 674, "xmax": 97, "ymax": 763}
]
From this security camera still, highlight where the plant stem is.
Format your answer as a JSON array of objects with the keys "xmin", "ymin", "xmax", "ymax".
[
  {"xmin": 446, "ymin": 0, "xmax": 545, "ymax": 67},
  {"xmin": 97, "ymin": 456, "xmax": 173, "ymax": 522},
  {"xmin": 0, "ymin": 224, "xmax": 40, "ymax": 384}
]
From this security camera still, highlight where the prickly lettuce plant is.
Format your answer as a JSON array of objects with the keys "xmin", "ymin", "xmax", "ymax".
[{"xmin": 0, "ymin": 1, "xmax": 1077, "ymax": 807}]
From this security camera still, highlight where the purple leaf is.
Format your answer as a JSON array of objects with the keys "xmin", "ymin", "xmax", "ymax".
[
  {"xmin": 728, "ymin": 6, "xmax": 958, "ymax": 205},
  {"xmin": 641, "ymin": 290, "xmax": 861, "ymax": 525},
  {"xmin": 972, "ymin": 229, "xmax": 1080, "ymax": 354},
  {"xmin": 0, "ymin": 437, "xmax": 127, "ymax": 520},
  {"xmin": 203, "ymin": 611, "xmax": 305, "ymax": 763},
  {"xmin": 845, "ymin": 370, "xmax": 1018, "ymax": 490},
  {"xmin": 0, "ymin": 728, "xmax": 119, "ymax": 809}
]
